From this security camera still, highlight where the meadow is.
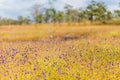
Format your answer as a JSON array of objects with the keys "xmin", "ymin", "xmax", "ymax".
[{"xmin": 0, "ymin": 24, "xmax": 120, "ymax": 80}]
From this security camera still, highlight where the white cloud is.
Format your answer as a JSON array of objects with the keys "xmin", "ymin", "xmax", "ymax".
[
  {"xmin": 0, "ymin": 0, "xmax": 44, "ymax": 19},
  {"xmin": 108, "ymin": 5, "xmax": 120, "ymax": 11},
  {"xmin": 0, "ymin": 0, "xmax": 119, "ymax": 19},
  {"xmin": 62, "ymin": 0, "xmax": 87, "ymax": 8}
]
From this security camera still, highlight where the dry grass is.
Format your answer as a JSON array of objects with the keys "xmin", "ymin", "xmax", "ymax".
[
  {"xmin": 0, "ymin": 24, "xmax": 120, "ymax": 80},
  {"xmin": 0, "ymin": 24, "xmax": 120, "ymax": 41}
]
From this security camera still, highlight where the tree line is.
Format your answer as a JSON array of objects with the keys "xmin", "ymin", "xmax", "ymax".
[{"xmin": 0, "ymin": 0, "xmax": 120, "ymax": 25}]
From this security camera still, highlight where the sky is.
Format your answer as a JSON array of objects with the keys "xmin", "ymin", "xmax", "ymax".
[{"xmin": 0, "ymin": 0, "xmax": 119, "ymax": 19}]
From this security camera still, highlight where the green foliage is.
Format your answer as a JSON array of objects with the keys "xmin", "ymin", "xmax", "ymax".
[
  {"xmin": 30, "ymin": 0, "xmax": 116, "ymax": 24},
  {"xmin": 0, "ymin": 18, "xmax": 17, "ymax": 25},
  {"xmin": 17, "ymin": 16, "xmax": 31, "ymax": 25},
  {"xmin": 86, "ymin": 0, "xmax": 107, "ymax": 23},
  {"xmin": 35, "ymin": 14, "xmax": 43, "ymax": 23},
  {"xmin": 55, "ymin": 11, "xmax": 64, "ymax": 23},
  {"xmin": 114, "ymin": 10, "xmax": 120, "ymax": 18}
]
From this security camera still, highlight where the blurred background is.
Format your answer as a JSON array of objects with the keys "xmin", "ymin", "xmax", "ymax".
[{"xmin": 0, "ymin": 0, "xmax": 120, "ymax": 25}]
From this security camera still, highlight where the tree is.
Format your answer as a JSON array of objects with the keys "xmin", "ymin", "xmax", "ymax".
[
  {"xmin": 78, "ymin": 9, "xmax": 88, "ymax": 22},
  {"xmin": 31, "ymin": 4, "xmax": 44, "ymax": 23},
  {"xmin": 44, "ymin": 8, "xmax": 56, "ymax": 23},
  {"xmin": 31, "ymin": 4, "xmax": 42, "ymax": 17},
  {"xmin": 17, "ymin": 16, "xmax": 30, "ymax": 25},
  {"xmin": 106, "ymin": 11, "xmax": 113, "ymax": 20},
  {"xmin": 64, "ymin": 4, "xmax": 73, "ymax": 23},
  {"xmin": 0, "ymin": 17, "xmax": 18, "ymax": 25},
  {"xmin": 114, "ymin": 10, "xmax": 120, "ymax": 18},
  {"xmin": 55, "ymin": 11, "xmax": 64, "ymax": 23},
  {"xmin": 86, "ymin": 0, "xmax": 107, "ymax": 23},
  {"xmin": 35, "ymin": 14, "xmax": 43, "ymax": 23}
]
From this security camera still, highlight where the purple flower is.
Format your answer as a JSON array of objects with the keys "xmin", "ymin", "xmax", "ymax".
[{"xmin": 33, "ymin": 68, "xmax": 37, "ymax": 71}]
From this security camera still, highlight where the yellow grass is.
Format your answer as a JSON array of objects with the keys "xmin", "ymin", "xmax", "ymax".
[
  {"xmin": 0, "ymin": 24, "xmax": 120, "ymax": 41},
  {"xmin": 0, "ymin": 24, "xmax": 120, "ymax": 80}
]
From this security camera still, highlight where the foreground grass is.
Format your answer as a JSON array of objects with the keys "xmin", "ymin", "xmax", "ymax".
[{"xmin": 0, "ymin": 24, "xmax": 120, "ymax": 80}]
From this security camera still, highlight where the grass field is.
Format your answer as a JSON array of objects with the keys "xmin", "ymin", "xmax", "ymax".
[{"xmin": 0, "ymin": 24, "xmax": 120, "ymax": 80}]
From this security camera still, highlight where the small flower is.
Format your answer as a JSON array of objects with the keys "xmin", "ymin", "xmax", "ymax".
[{"xmin": 33, "ymin": 68, "xmax": 37, "ymax": 71}]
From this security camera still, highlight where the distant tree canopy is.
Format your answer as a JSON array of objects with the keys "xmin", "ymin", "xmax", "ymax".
[
  {"xmin": 114, "ymin": 10, "xmax": 120, "ymax": 18},
  {"xmin": 30, "ymin": 0, "xmax": 120, "ymax": 24},
  {"xmin": 86, "ymin": 1, "xmax": 106, "ymax": 22},
  {"xmin": 0, "ymin": 0, "xmax": 120, "ymax": 25}
]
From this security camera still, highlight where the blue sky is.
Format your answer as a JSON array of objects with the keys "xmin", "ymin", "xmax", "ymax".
[{"xmin": 0, "ymin": 0, "xmax": 119, "ymax": 19}]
